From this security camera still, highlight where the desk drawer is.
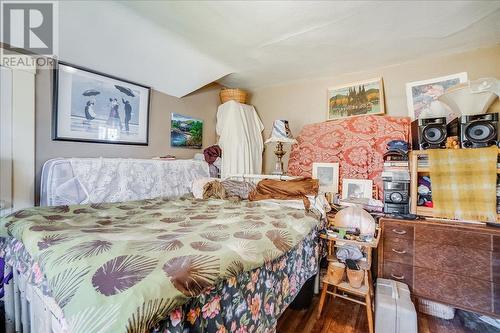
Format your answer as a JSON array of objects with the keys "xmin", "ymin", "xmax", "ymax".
[
  {"xmin": 383, "ymin": 222, "xmax": 414, "ymax": 240},
  {"xmin": 414, "ymin": 267, "xmax": 492, "ymax": 313},
  {"xmin": 382, "ymin": 261, "xmax": 413, "ymax": 290},
  {"xmin": 383, "ymin": 237, "xmax": 413, "ymax": 265},
  {"xmin": 415, "ymin": 241, "xmax": 491, "ymax": 281},
  {"xmin": 415, "ymin": 225, "xmax": 491, "ymax": 250}
]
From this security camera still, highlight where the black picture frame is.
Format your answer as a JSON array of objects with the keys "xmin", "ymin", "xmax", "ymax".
[{"xmin": 52, "ymin": 61, "xmax": 151, "ymax": 145}]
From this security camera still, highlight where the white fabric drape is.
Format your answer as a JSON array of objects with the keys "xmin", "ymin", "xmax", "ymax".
[
  {"xmin": 216, "ymin": 101, "xmax": 264, "ymax": 178},
  {"xmin": 40, "ymin": 158, "xmax": 210, "ymax": 206}
]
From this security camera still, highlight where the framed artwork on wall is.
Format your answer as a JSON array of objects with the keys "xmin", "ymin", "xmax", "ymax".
[
  {"xmin": 405, "ymin": 72, "xmax": 468, "ymax": 121},
  {"xmin": 170, "ymin": 113, "xmax": 203, "ymax": 149},
  {"xmin": 312, "ymin": 162, "xmax": 339, "ymax": 193},
  {"xmin": 327, "ymin": 78, "xmax": 385, "ymax": 120},
  {"xmin": 341, "ymin": 179, "xmax": 373, "ymax": 199},
  {"xmin": 53, "ymin": 61, "xmax": 151, "ymax": 145}
]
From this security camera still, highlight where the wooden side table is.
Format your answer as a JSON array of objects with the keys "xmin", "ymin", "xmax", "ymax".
[{"xmin": 317, "ymin": 230, "xmax": 380, "ymax": 333}]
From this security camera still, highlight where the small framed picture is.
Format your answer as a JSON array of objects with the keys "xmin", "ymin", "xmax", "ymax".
[
  {"xmin": 170, "ymin": 113, "xmax": 203, "ymax": 149},
  {"xmin": 327, "ymin": 78, "xmax": 385, "ymax": 120},
  {"xmin": 341, "ymin": 179, "xmax": 373, "ymax": 199},
  {"xmin": 312, "ymin": 162, "xmax": 339, "ymax": 193}
]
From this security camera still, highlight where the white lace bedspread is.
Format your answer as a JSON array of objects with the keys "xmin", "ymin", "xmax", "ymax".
[{"xmin": 43, "ymin": 158, "xmax": 210, "ymax": 206}]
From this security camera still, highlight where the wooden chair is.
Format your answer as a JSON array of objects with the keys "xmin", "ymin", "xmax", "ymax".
[{"xmin": 317, "ymin": 231, "xmax": 380, "ymax": 333}]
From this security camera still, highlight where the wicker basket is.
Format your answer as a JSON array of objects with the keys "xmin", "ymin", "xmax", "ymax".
[
  {"xmin": 327, "ymin": 262, "xmax": 345, "ymax": 285},
  {"xmin": 418, "ymin": 298, "xmax": 455, "ymax": 320},
  {"xmin": 220, "ymin": 88, "xmax": 247, "ymax": 104},
  {"xmin": 346, "ymin": 268, "xmax": 364, "ymax": 289}
]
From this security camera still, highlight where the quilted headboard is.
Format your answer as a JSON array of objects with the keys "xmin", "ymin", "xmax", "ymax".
[{"xmin": 288, "ymin": 115, "xmax": 410, "ymax": 198}]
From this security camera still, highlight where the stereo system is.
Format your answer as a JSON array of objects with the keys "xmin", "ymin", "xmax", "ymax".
[
  {"xmin": 411, "ymin": 113, "xmax": 499, "ymax": 150},
  {"xmin": 383, "ymin": 181, "xmax": 410, "ymax": 215},
  {"xmin": 384, "ymin": 181, "xmax": 409, "ymax": 204},
  {"xmin": 411, "ymin": 117, "xmax": 447, "ymax": 150},
  {"xmin": 459, "ymin": 113, "xmax": 498, "ymax": 148}
]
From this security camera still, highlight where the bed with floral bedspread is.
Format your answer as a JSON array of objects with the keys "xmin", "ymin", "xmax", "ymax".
[{"xmin": 0, "ymin": 196, "xmax": 320, "ymax": 333}]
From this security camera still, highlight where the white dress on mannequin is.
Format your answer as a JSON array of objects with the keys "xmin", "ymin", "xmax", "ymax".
[{"xmin": 216, "ymin": 100, "xmax": 264, "ymax": 178}]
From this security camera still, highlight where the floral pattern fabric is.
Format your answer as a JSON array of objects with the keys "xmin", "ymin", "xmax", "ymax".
[
  {"xmin": 0, "ymin": 197, "xmax": 319, "ymax": 333},
  {"xmin": 287, "ymin": 115, "xmax": 410, "ymax": 198},
  {"xmin": 155, "ymin": 226, "xmax": 319, "ymax": 333}
]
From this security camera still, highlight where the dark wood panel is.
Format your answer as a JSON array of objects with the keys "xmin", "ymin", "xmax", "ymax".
[
  {"xmin": 383, "ymin": 237, "xmax": 414, "ymax": 265},
  {"xmin": 414, "ymin": 267, "xmax": 492, "ymax": 313},
  {"xmin": 415, "ymin": 225, "xmax": 491, "ymax": 251},
  {"xmin": 495, "ymin": 283, "xmax": 500, "ymax": 315},
  {"xmin": 383, "ymin": 221, "xmax": 414, "ymax": 240},
  {"xmin": 414, "ymin": 241, "xmax": 491, "ymax": 281},
  {"xmin": 494, "ymin": 251, "xmax": 500, "ymax": 285},
  {"xmin": 380, "ymin": 217, "xmax": 500, "ymax": 236},
  {"xmin": 382, "ymin": 261, "xmax": 413, "ymax": 290},
  {"xmin": 494, "ymin": 236, "xmax": 500, "ymax": 253}
]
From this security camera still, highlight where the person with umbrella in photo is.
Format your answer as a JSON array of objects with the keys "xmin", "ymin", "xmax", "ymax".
[
  {"xmin": 82, "ymin": 89, "xmax": 99, "ymax": 128},
  {"xmin": 107, "ymin": 97, "xmax": 122, "ymax": 131},
  {"xmin": 115, "ymin": 85, "xmax": 135, "ymax": 134}
]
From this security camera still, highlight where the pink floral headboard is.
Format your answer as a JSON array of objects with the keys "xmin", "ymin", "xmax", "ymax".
[{"xmin": 288, "ymin": 115, "xmax": 410, "ymax": 199}]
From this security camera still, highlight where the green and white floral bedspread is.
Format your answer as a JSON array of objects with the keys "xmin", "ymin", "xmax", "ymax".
[{"xmin": 0, "ymin": 197, "xmax": 319, "ymax": 333}]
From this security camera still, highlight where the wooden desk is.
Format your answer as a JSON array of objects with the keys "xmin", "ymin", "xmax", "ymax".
[{"xmin": 378, "ymin": 217, "xmax": 500, "ymax": 318}]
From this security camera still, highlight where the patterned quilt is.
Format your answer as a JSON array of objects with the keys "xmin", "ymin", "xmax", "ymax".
[
  {"xmin": 287, "ymin": 115, "xmax": 410, "ymax": 198},
  {"xmin": 0, "ymin": 197, "xmax": 319, "ymax": 333}
]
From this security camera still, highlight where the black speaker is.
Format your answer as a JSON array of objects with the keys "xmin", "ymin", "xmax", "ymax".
[
  {"xmin": 411, "ymin": 117, "xmax": 447, "ymax": 150},
  {"xmin": 460, "ymin": 113, "xmax": 498, "ymax": 148}
]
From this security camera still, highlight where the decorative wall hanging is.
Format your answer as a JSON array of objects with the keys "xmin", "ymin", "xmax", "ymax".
[
  {"xmin": 171, "ymin": 113, "xmax": 203, "ymax": 149},
  {"xmin": 327, "ymin": 78, "xmax": 385, "ymax": 120},
  {"xmin": 406, "ymin": 72, "xmax": 468, "ymax": 121},
  {"xmin": 53, "ymin": 62, "xmax": 151, "ymax": 145}
]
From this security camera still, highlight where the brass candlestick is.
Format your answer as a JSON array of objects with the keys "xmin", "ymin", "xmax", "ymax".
[{"xmin": 272, "ymin": 141, "xmax": 286, "ymax": 175}]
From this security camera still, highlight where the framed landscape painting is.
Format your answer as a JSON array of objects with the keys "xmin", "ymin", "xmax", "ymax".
[
  {"xmin": 327, "ymin": 78, "xmax": 385, "ymax": 120},
  {"xmin": 406, "ymin": 72, "xmax": 468, "ymax": 120},
  {"xmin": 171, "ymin": 113, "xmax": 203, "ymax": 149},
  {"xmin": 53, "ymin": 62, "xmax": 151, "ymax": 145}
]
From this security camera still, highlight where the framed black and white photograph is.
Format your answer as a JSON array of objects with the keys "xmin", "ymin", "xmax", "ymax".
[
  {"xmin": 312, "ymin": 162, "xmax": 339, "ymax": 193},
  {"xmin": 53, "ymin": 62, "xmax": 151, "ymax": 145},
  {"xmin": 341, "ymin": 179, "xmax": 373, "ymax": 199}
]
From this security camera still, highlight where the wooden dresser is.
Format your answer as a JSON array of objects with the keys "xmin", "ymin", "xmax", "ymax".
[{"xmin": 378, "ymin": 217, "xmax": 500, "ymax": 317}]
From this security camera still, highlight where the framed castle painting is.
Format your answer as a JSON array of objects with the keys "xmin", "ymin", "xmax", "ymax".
[{"xmin": 327, "ymin": 78, "xmax": 385, "ymax": 120}]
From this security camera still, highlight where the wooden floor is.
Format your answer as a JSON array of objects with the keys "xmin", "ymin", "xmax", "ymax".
[{"xmin": 277, "ymin": 296, "xmax": 471, "ymax": 333}]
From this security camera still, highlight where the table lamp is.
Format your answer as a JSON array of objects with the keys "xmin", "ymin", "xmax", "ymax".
[{"xmin": 265, "ymin": 120, "xmax": 297, "ymax": 175}]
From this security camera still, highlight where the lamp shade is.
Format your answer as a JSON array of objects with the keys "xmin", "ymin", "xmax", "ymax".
[
  {"xmin": 437, "ymin": 78, "xmax": 499, "ymax": 116},
  {"xmin": 265, "ymin": 120, "xmax": 297, "ymax": 144}
]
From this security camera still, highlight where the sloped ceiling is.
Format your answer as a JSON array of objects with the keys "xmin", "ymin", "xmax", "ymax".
[
  {"xmin": 57, "ymin": 1, "xmax": 231, "ymax": 97},
  {"xmin": 59, "ymin": 1, "xmax": 500, "ymax": 97}
]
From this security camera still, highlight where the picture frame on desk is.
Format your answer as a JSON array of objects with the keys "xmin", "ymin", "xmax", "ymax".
[
  {"xmin": 312, "ymin": 162, "xmax": 339, "ymax": 194},
  {"xmin": 342, "ymin": 179, "xmax": 373, "ymax": 200}
]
